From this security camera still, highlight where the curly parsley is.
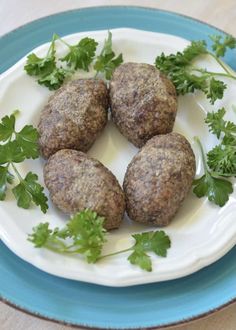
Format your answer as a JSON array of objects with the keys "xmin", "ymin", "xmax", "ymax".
[{"xmin": 155, "ymin": 34, "xmax": 236, "ymax": 104}]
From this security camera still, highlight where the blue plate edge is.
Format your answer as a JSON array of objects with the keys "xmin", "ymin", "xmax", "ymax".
[{"xmin": 1, "ymin": 294, "xmax": 236, "ymax": 330}]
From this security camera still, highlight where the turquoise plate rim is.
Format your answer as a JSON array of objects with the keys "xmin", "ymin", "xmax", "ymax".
[{"xmin": 0, "ymin": 6, "xmax": 236, "ymax": 329}]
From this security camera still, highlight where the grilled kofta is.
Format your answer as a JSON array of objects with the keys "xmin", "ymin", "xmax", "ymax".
[
  {"xmin": 123, "ymin": 133, "xmax": 196, "ymax": 226},
  {"xmin": 38, "ymin": 79, "xmax": 109, "ymax": 159},
  {"xmin": 109, "ymin": 62, "xmax": 177, "ymax": 148},
  {"xmin": 44, "ymin": 149, "xmax": 125, "ymax": 230}
]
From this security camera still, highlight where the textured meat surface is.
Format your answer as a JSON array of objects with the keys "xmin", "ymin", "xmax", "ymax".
[
  {"xmin": 44, "ymin": 149, "xmax": 125, "ymax": 230},
  {"xmin": 123, "ymin": 133, "xmax": 196, "ymax": 226},
  {"xmin": 38, "ymin": 79, "xmax": 109, "ymax": 159},
  {"xmin": 110, "ymin": 63, "xmax": 177, "ymax": 147}
]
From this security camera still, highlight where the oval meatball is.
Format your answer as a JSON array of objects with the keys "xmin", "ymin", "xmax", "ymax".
[
  {"xmin": 123, "ymin": 133, "xmax": 196, "ymax": 226},
  {"xmin": 109, "ymin": 62, "xmax": 177, "ymax": 148},
  {"xmin": 38, "ymin": 79, "xmax": 108, "ymax": 159},
  {"xmin": 44, "ymin": 149, "xmax": 125, "ymax": 230}
]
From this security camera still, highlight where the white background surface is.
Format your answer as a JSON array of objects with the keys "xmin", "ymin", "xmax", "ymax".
[{"xmin": 0, "ymin": 1, "xmax": 236, "ymax": 329}]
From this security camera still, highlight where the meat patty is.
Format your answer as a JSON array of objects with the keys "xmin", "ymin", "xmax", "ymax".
[
  {"xmin": 123, "ymin": 133, "xmax": 196, "ymax": 226},
  {"xmin": 109, "ymin": 62, "xmax": 177, "ymax": 148},
  {"xmin": 44, "ymin": 149, "xmax": 125, "ymax": 230},
  {"xmin": 38, "ymin": 79, "xmax": 109, "ymax": 159}
]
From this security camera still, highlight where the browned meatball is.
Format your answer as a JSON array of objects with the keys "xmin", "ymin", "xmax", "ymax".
[
  {"xmin": 44, "ymin": 149, "xmax": 125, "ymax": 230},
  {"xmin": 38, "ymin": 79, "xmax": 108, "ymax": 159},
  {"xmin": 109, "ymin": 62, "xmax": 177, "ymax": 148},
  {"xmin": 123, "ymin": 133, "xmax": 196, "ymax": 226}
]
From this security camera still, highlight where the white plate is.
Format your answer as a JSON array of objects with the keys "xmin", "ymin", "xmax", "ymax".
[{"xmin": 0, "ymin": 28, "xmax": 236, "ymax": 287}]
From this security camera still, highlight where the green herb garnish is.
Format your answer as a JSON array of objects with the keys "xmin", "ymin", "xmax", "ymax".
[
  {"xmin": 29, "ymin": 210, "xmax": 171, "ymax": 271},
  {"xmin": 94, "ymin": 31, "xmax": 123, "ymax": 80},
  {"xmin": 0, "ymin": 111, "xmax": 48, "ymax": 212},
  {"xmin": 192, "ymin": 136, "xmax": 233, "ymax": 207},
  {"xmin": 155, "ymin": 35, "xmax": 236, "ymax": 104},
  {"xmin": 24, "ymin": 31, "xmax": 123, "ymax": 90}
]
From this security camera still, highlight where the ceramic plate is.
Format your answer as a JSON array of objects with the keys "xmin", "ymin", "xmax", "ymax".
[
  {"xmin": 0, "ymin": 6, "xmax": 236, "ymax": 329},
  {"xmin": 0, "ymin": 27, "xmax": 236, "ymax": 287}
]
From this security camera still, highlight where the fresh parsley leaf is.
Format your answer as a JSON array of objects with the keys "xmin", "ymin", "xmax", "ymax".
[
  {"xmin": 0, "ymin": 111, "xmax": 48, "ymax": 213},
  {"xmin": 12, "ymin": 180, "xmax": 32, "ymax": 209},
  {"xmin": 25, "ymin": 172, "xmax": 48, "ymax": 213},
  {"xmin": 182, "ymin": 40, "xmax": 208, "ymax": 61},
  {"xmin": 205, "ymin": 108, "xmax": 236, "ymax": 176},
  {"xmin": 128, "ymin": 249, "xmax": 152, "ymax": 272},
  {"xmin": 28, "ymin": 222, "xmax": 52, "ymax": 247},
  {"xmin": 205, "ymin": 108, "xmax": 226, "ymax": 138},
  {"xmin": 193, "ymin": 137, "xmax": 234, "ymax": 206},
  {"xmin": 24, "ymin": 52, "xmax": 56, "ymax": 77},
  {"xmin": 193, "ymin": 173, "xmax": 233, "ymax": 207},
  {"xmin": 0, "ymin": 114, "xmax": 15, "ymax": 141},
  {"xmin": 16, "ymin": 125, "xmax": 39, "ymax": 159},
  {"xmin": 205, "ymin": 108, "xmax": 236, "ymax": 139},
  {"xmin": 29, "ymin": 210, "xmax": 106, "ymax": 262},
  {"xmin": 38, "ymin": 67, "xmax": 69, "ymax": 90},
  {"xmin": 66, "ymin": 210, "xmax": 107, "ymax": 263},
  {"xmin": 206, "ymin": 78, "xmax": 226, "ymax": 104},
  {"xmin": 0, "ymin": 141, "xmax": 25, "ymax": 164},
  {"xmin": 61, "ymin": 37, "xmax": 98, "ymax": 71},
  {"xmin": 207, "ymin": 144, "xmax": 236, "ymax": 175},
  {"xmin": 128, "ymin": 231, "xmax": 171, "ymax": 272},
  {"xmin": 210, "ymin": 34, "xmax": 236, "ymax": 57},
  {"xmin": 94, "ymin": 31, "xmax": 123, "ymax": 80}
]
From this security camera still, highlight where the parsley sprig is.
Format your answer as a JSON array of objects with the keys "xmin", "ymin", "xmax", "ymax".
[
  {"xmin": 192, "ymin": 136, "xmax": 233, "ymax": 207},
  {"xmin": 94, "ymin": 31, "xmax": 123, "ymax": 80},
  {"xmin": 29, "ymin": 209, "xmax": 171, "ymax": 271},
  {"xmin": 205, "ymin": 108, "xmax": 236, "ymax": 176},
  {"xmin": 155, "ymin": 35, "xmax": 236, "ymax": 104},
  {"xmin": 0, "ymin": 111, "xmax": 48, "ymax": 213},
  {"xmin": 24, "ymin": 35, "xmax": 70, "ymax": 90},
  {"xmin": 24, "ymin": 31, "xmax": 123, "ymax": 90}
]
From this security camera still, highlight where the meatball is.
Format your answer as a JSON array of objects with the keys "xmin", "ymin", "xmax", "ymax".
[
  {"xmin": 38, "ymin": 79, "xmax": 108, "ymax": 159},
  {"xmin": 109, "ymin": 62, "xmax": 177, "ymax": 148},
  {"xmin": 44, "ymin": 149, "xmax": 125, "ymax": 230},
  {"xmin": 123, "ymin": 133, "xmax": 196, "ymax": 226}
]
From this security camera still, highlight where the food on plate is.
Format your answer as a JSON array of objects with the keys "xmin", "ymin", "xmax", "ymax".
[
  {"xmin": 44, "ymin": 149, "xmax": 125, "ymax": 230},
  {"xmin": 109, "ymin": 62, "xmax": 177, "ymax": 147},
  {"xmin": 38, "ymin": 79, "xmax": 109, "ymax": 159},
  {"xmin": 123, "ymin": 132, "xmax": 196, "ymax": 226}
]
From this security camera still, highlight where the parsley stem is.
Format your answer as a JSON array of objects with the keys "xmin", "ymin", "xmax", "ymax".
[
  {"xmin": 53, "ymin": 33, "xmax": 71, "ymax": 48},
  {"xmin": 192, "ymin": 68, "xmax": 236, "ymax": 80},
  {"xmin": 10, "ymin": 162, "xmax": 23, "ymax": 183},
  {"xmin": 98, "ymin": 247, "xmax": 133, "ymax": 260},
  {"xmin": 208, "ymin": 52, "xmax": 233, "ymax": 75}
]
